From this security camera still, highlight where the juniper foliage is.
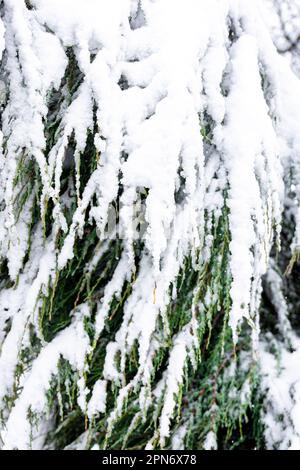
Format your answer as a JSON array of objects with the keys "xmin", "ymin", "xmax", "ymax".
[{"xmin": 0, "ymin": 0, "xmax": 300, "ymax": 450}]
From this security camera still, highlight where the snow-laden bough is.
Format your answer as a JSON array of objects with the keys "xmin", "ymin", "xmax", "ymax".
[{"xmin": 0, "ymin": 0, "xmax": 300, "ymax": 450}]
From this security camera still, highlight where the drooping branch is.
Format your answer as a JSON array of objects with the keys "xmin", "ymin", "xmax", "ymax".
[{"xmin": 0, "ymin": 0, "xmax": 300, "ymax": 450}]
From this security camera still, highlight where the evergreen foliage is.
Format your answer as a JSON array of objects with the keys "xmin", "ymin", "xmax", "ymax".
[{"xmin": 1, "ymin": 0, "xmax": 300, "ymax": 450}]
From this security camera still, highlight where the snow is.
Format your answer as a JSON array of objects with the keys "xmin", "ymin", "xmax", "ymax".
[
  {"xmin": 1, "ymin": 0, "xmax": 300, "ymax": 450},
  {"xmin": 219, "ymin": 31, "xmax": 282, "ymax": 343},
  {"xmin": 0, "ymin": 18, "xmax": 4, "ymax": 59},
  {"xmin": 260, "ymin": 334, "xmax": 300, "ymax": 449},
  {"xmin": 1, "ymin": 304, "xmax": 91, "ymax": 450},
  {"xmin": 87, "ymin": 380, "xmax": 107, "ymax": 419},
  {"xmin": 31, "ymin": 0, "xmax": 130, "ymax": 51},
  {"xmin": 0, "ymin": 232, "xmax": 55, "ymax": 408},
  {"xmin": 203, "ymin": 431, "xmax": 218, "ymax": 450},
  {"xmin": 171, "ymin": 424, "xmax": 188, "ymax": 450},
  {"xmin": 159, "ymin": 323, "xmax": 197, "ymax": 446}
]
